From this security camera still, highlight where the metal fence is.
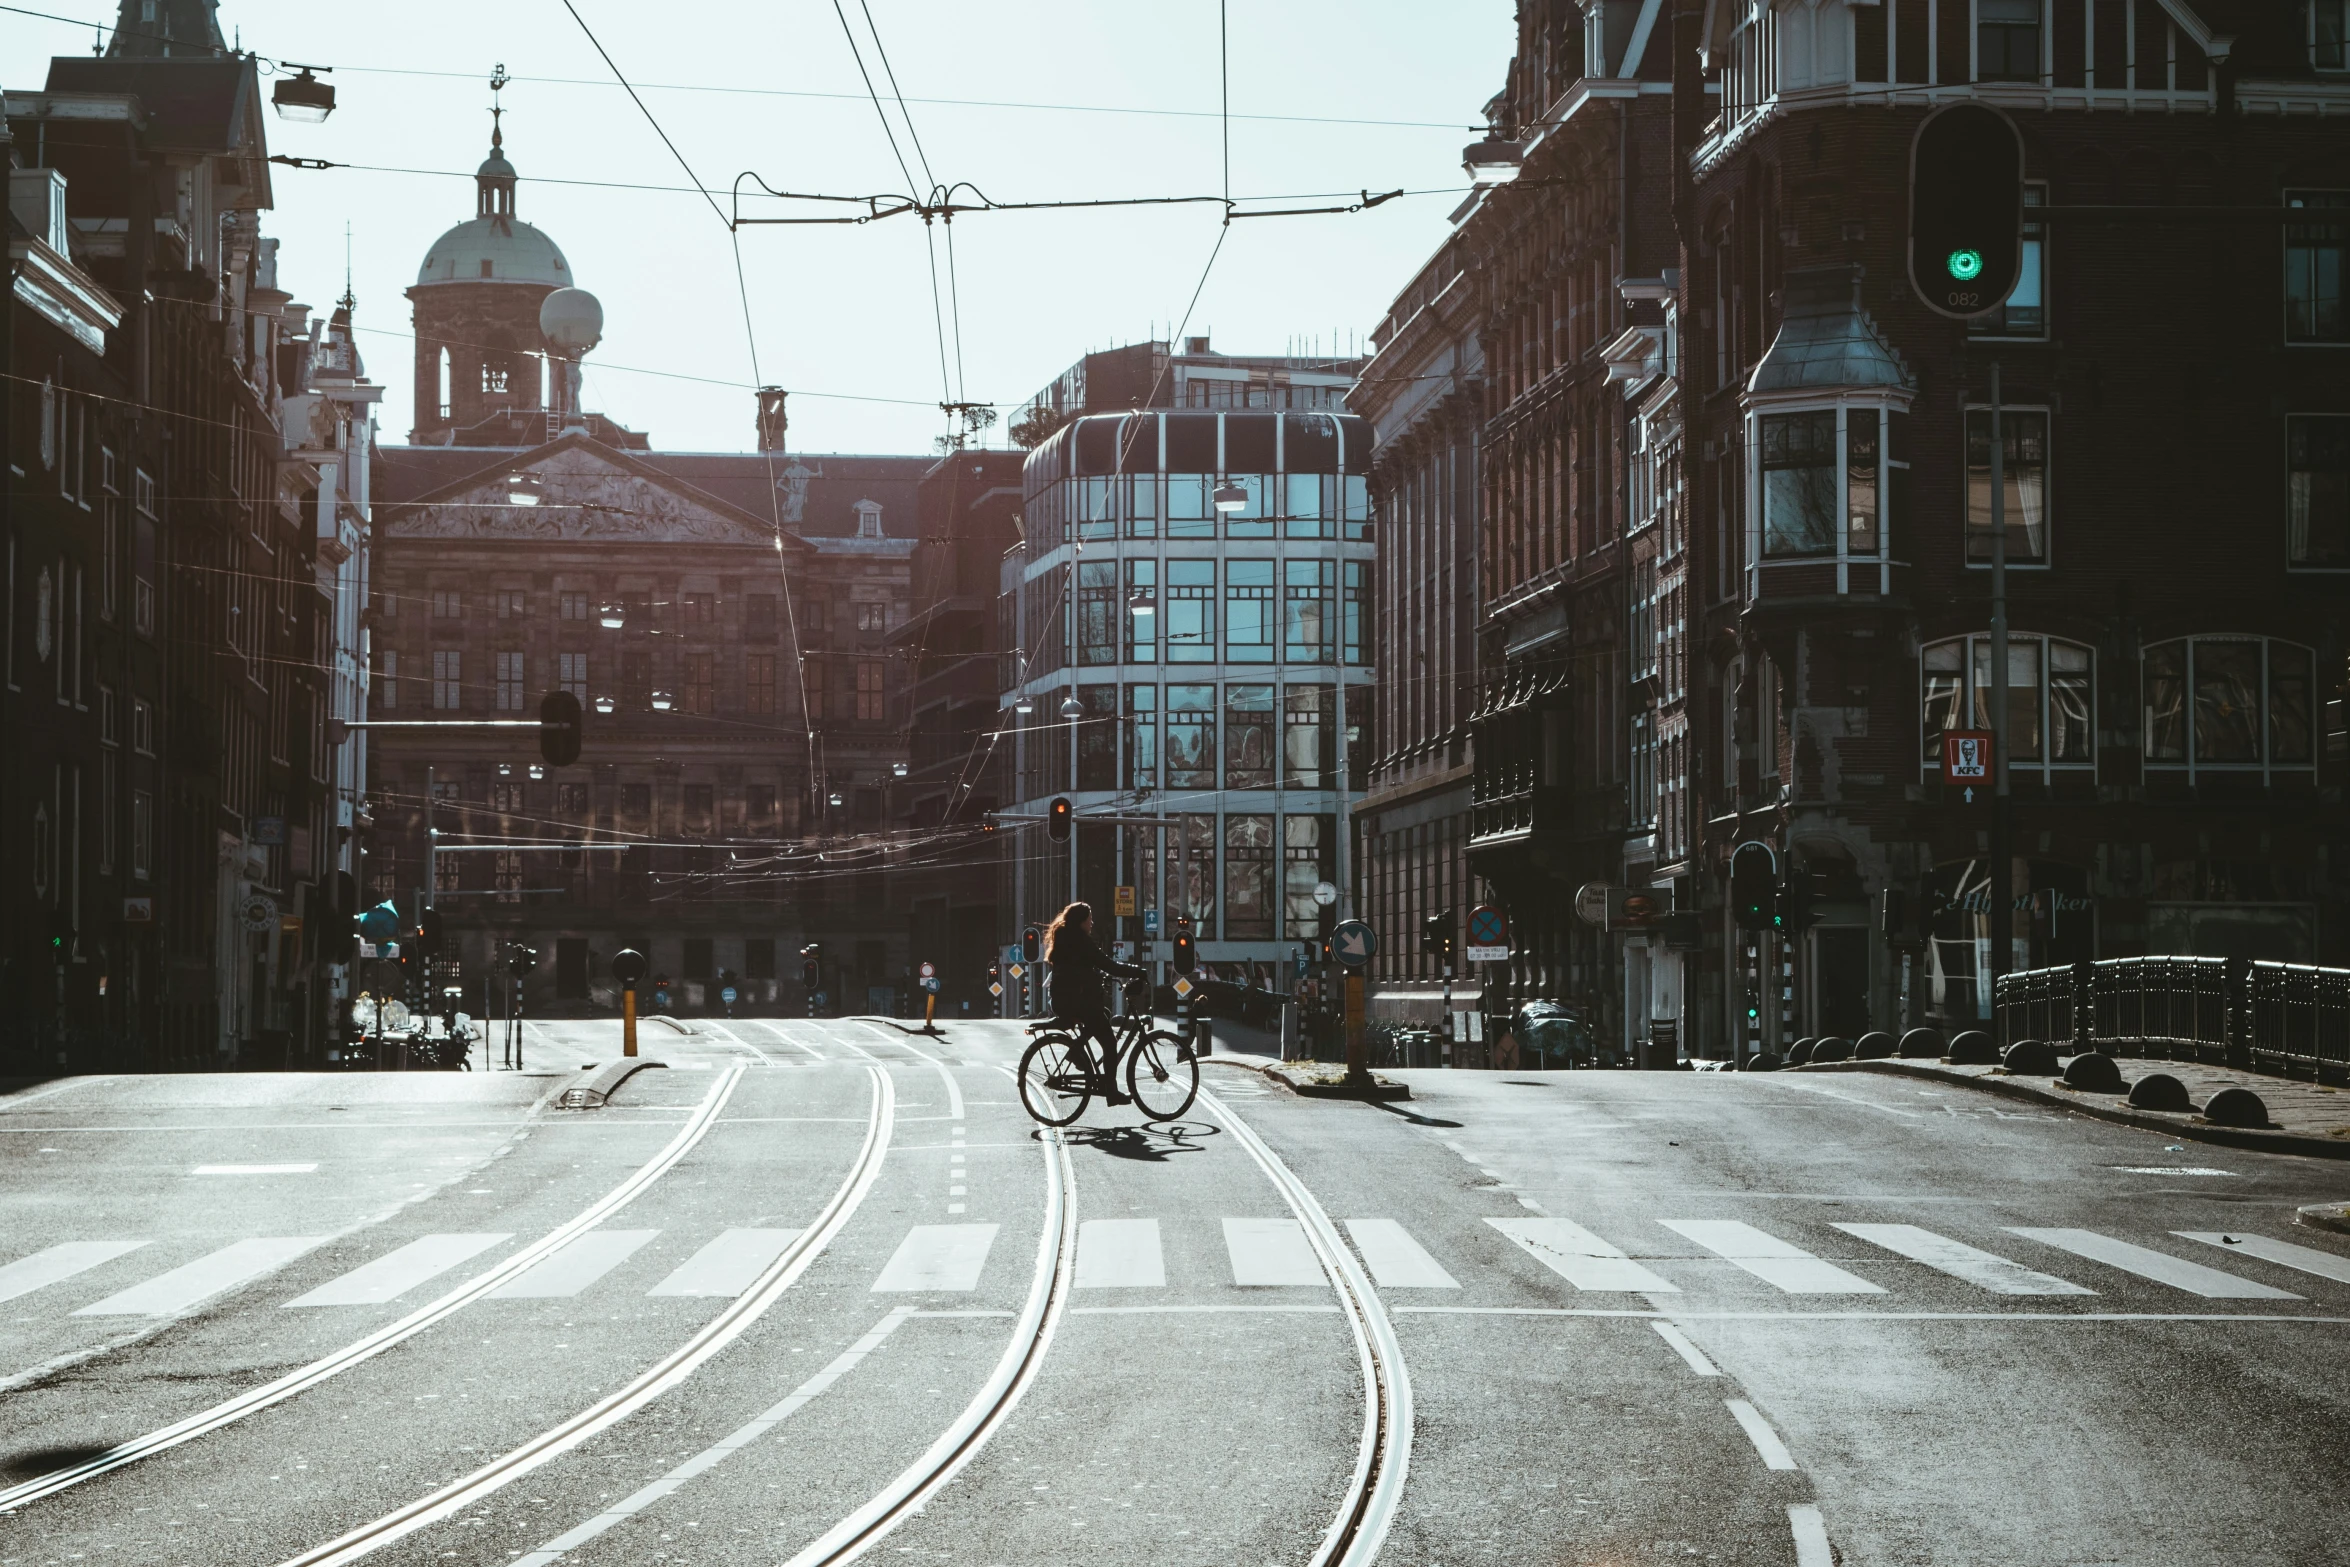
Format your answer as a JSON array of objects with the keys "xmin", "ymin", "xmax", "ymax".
[{"xmin": 1993, "ymin": 956, "xmax": 2350, "ymax": 1081}]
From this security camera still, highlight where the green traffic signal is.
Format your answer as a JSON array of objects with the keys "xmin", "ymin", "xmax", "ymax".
[{"xmin": 1946, "ymin": 248, "xmax": 1983, "ymax": 280}]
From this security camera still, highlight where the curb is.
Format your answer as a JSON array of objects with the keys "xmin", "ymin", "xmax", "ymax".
[
  {"xmin": 556, "ymin": 1057, "xmax": 669, "ymax": 1109},
  {"xmin": 1791, "ymin": 1059, "xmax": 2350, "ymax": 1161},
  {"xmin": 650, "ymin": 1016, "xmax": 694, "ymax": 1035},
  {"xmin": 1263, "ymin": 1063, "xmax": 1412, "ymax": 1101},
  {"xmin": 2298, "ymin": 1203, "xmax": 2350, "ymax": 1237}
]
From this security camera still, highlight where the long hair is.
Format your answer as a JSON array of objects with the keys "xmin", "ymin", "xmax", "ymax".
[{"xmin": 1043, "ymin": 901, "xmax": 1092, "ymax": 960}]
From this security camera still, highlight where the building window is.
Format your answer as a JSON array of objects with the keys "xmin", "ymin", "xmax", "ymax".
[
  {"xmin": 494, "ymin": 850, "xmax": 523, "ymax": 903},
  {"xmin": 855, "ymin": 660, "xmax": 885, "ymax": 720},
  {"xmin": 1759, "ymin": 411, "xmax": 1837, "ymax": 558},
  {"xmin": 1283, "ymin": 814, "xmax": 1332, "ymax": 938},
  {"xmin": 1283, "ymin": 684, "xmax": 1332, "ymax": 788},
  {"xmin": 684, "ymin": 652, "xmax": 716, "ymax": 715},
  {"xmin": 433, "ymin": 649, "xmax": 463, "ymax": 710},
  {"xmin": 131, "ymin": 789, "xmax": 151, "ymax": 880},
  {"xmin": 1166, "ymin": 561, "xmax": 1217, "ymax": 663},
  {"xmin": 133, "ymin": 696, "xmax": 154, "ymax": 753},
  {"xmin": 1077, "ymin": 560, "xmax": 1118, "ymax": 665},
  {"xmin": 1077, "ymin": 684, "xmax": 1118, "ymax": 790},
  {"xmin": 374, "ymin": 650, "xmax": 398, "ymax": 712},
  {"xmin": 2286, "ymin": 192, "xmax": 2346, "ymax": 344},
  {"xmin": 1920, "ymin": 633, "xmax": 2094, "ymax": 776},
  {"xmin": 491, "ymin": 781, "xmax": 525, "ymax": 814},
  {"xmin": 621, "ymin": 782, "xmax": 652, "ymax": 822},
  {"xmin": 1124, "ymin": 684, "xmax": 1158, "ymax": 789},
  {"xmin": 745, "ymin": 937, "xmax": 775, "ymax": 979},
  {"xmin": 556, "ymin": 782, "xmax": 589, "ymax": 814},
  {"xmin": 1225, "ymin": 684, "xmax": 1275, "ymax": 788},
  {"xmin": 1166, "ymin": 475, "xmax": 1216, "ymax": 539},
  {"xmin": 745, "ymin": 594, "xmax": 777, "ymax": 640},
  {"xmin": 432, "ymin": 588, "xmax": 463, "ymax": 619},
  {"xmin": 747, "ymin": 783, "xmax": 776, "ymax": 824},
  {"xmin": 2312, "ymin": 1, "xmax": 2349, "ymax": 69},
  {"xmin": 557, "ymin": 651, "xmax": 588, "ymax": 701},
  {"xmin": 1225, "ymin": 560, "xmax": 1275, "ymax": 664},
  {"xmin": 2288, "ymin": 416, "xmax": 2350, "ymax": 567},
  {"xmin": 1976, "ymin": 0, "xmax": 2042, "ymax": 81},
  {"xmin": 621, "ymin": 651, "xmax": 651, "ymax": 710},
  {"xmin": 746, "ymin": 653, "xmax": 777, "ymax": 715},
  {"xmin": 1124, "ymin": 473, "xmax": 1159, "ymax": 541},
  {"xmin": 1343, "ymin": 562, "xmax": 1368, "ymax": 664},
  {"xmin": 1166, "ymin": 684, "xmax": 1216, "ymax": 789},
  {"xmin": 854, "ymin": 601, "xmax": 888, "ymax": 633},
  {"xmin": 683, "ymin": 592, "xmax": 715, "ymax": 628},
  {"xmin": 560, "ymin": 591, "xmax": 589, "ymax": 621},
  {"xmin": 1964, "ymin": 409, "xmax": 2050, "ymax": 565},
  {"xmin": 1124, "ymin": 559, "xmax": 1157, "ymax": 662},
  {"xmin": 684, "ymin": 783, "xmax": 715, "ymax": 833},
  {"xmin": 1223, "ymin": 814, "xmax": 1276, "ymax": 939},
  {"xmin": 495, "ymin": 589, "xmax": 526, "ymax": 619},
  {"xmin": 2144, "ymin": 637, "xmax": 2316, "ymax": 777},
  {"xmin": 1970, "ymin": 187, "xmax": 2046, "ymax": 337},
  {"xmin": 803, "ymin": 656, "xmax": 827, "ymax": 720},
  {"xmin": 495, "ymin": 651, "xmax": 526, "ymax": 711},
  {"xmin": 1283, "ymin": 559, "xmax": 1333, "ymax": 663}
]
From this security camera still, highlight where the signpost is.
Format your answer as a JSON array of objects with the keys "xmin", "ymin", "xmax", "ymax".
[
  {"xmin": 1329, "ymin": 919, "xmax": 1375, "ymax": 1084},
  {"xmin": 1464, "ymin": 903, "xmax": 1510, "ymax": 964},
  {"xmin": 1113, "ymin": 885, "xmax": 1138, "ymax": 918},
  {"xmin": 612, "ymin": 947, "xmax": 647, "ymax": 1059}
]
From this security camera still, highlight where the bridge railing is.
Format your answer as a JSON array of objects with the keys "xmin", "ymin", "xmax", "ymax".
[{"xmin": 1992, "ymin": 956, "xmax": 2350, "ymax": 1081}]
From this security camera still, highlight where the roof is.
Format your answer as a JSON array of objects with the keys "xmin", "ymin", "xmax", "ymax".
[
  {"xmin": 1746, "ymin": 265, "xmax": 1913, "ymax": 401},
  {"xmin": 44, "ymin": 54, "xmax": 265, "ymax": 168},
  {"xmin": 414, "ymin": 216, "xmax": 571, "ymax": 288}
]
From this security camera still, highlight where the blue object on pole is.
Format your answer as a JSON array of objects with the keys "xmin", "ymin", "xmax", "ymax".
[{"xmin": 356, "ymin": 900, "xmax": 402, "ymax": 940}]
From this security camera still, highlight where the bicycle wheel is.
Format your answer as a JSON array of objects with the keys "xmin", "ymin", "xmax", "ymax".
[
  {"xmin": 1018, "ymin": 1034, "xmax": 1093, "ymax": 1127},
  {"xmin": 1124, "ymin": 1029, "xmax": 1199, "ymax": 1122}
]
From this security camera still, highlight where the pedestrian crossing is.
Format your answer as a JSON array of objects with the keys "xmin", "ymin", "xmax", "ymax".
[{"xmin": 4, "ymin": 1211, "xmax": 2346, "ymax": 1323}]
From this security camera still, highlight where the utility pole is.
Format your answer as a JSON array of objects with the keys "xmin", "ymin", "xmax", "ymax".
[{"xmin": 1988, "ymin": 363, "xmax": 2013, "ymax": 1028}]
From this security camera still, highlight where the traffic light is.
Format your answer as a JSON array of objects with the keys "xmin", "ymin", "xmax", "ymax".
[
  {"xmin": 800, "ymin": 941, "xmax": 822, "ymax": 989},
  {"xmin": 539, "ymin": 689, "xmax": 583, "ymax": 767},
  {"xmin": 416, "ymin": 908, "xmax": 445, "ymax": 958},
  {"xmin": 1421, "ymin": 909, "xmax": 1456, "ymax": 965},
  {"xmin": 1020, "ymin": 925, "xmax": 1042, "ymax": 964},
  {"xmin": 506, "ymin": 943, "xmax": 538, "ymax": 977},
  {"xmin": 1879, "ymin": 887, "xmax": 1909, "ymax": 941},
  {"xmin": 1730, "ymin": 841, "xmax": 1777, "ymax": 931},
  {"xmin": 1909, "ymin": 102, "xmax": 2023, "ymax": 319},
  {"xmin": 1775, "ymin": 871, "xmax": 1819, "ymax": 935},
  {"xmin": 1171, "ymin": 915, "xmax": 1195, "ymax": 975},
  {"xmin": 1047, "ymin": 796, "xmax": 1073, "ymax": 843}
]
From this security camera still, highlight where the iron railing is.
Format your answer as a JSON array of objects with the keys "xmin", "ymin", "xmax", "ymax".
[{"xmin": 1993, "ymin": 956, "xmax": 2350, "ymax": 1081}]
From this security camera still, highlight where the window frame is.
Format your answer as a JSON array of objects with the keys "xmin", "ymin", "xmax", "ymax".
[
  {"xmin": 2287, "ymin": 413, "xmax": 2350, "ymax": 570},
  {"xmin": 2311, "ymin": 0, "xmax": 2349, "ymax": 71},
  {"xmin": 2141, "ymin": 635, "xmax": 2318, "ymax": 781},
  {"xmin": 1972, "ymin": 0, "xmax": 2046, "ymax": 84},
  {"xmin": 1919, "ymin": 632, "xmax": 2098, "ymax": 779},
  {"xmin": 1962, "ymin": 404, "xmax": 2053, "ymax": 569},
  {"xmin": 1967, "ymin": 185, "xmax": 2048, "ymax": 339},
  {"xmin": 1744, "ymin": 400, "xmax": 1901, "ymax": 596},
  {"xmin": 2285, "ymin": 190, "xmax": 2347, "ymax": 346}
]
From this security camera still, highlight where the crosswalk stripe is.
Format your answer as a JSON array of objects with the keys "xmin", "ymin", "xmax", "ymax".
[
  {"xmin": 649, "ymin": 1229, "xmax": 805, "ymax": 1298},
  {"xmin": 1486, "ymin": 1217, "xmax": 1679, "ymax": 1293},
  {"xmin": 1345, "ymin": 1219, "xmax": 1460, "ymax": 1289},
  {"xmin": 0, "ymin": 1241, "xmax": 150, "ymax": 1306},
  {"xmin": 1223, "ymin": 1217, "xmax": 1326, "ymax": 1287},
  {"xmin": 1834, "ymin": 1223, "xmax": 2092, "ymax": 1296},
  {"xmin": 1662, "ymin": 1220, "xmax": 1885, "ymax": 1295},
  {"xmin": 283, "ymin": 1234, "xmax": 515, "ymax": 1308},
  {"xmin": 871, "ymin": 1223, "xmax": 1000, "ymax": 1292},
  {"xmin": 72, "ymin": 1237, "xmax": 323, "ymax": 1317},
  {"xmin": 490, "ymin": 1230, "xmax": 659, "ymax": 1299},
  {"xmin": 2008, "ymin": 1228, "xmax": 2301, "ymax": 1300},
  {"xmin": 1076, "ymin": 1219, "xmax": 1165, "ymax": 1288},
  {"xmin": 2172, "ymin": 1232, "xmax": 2350, "ymax": 1288}
]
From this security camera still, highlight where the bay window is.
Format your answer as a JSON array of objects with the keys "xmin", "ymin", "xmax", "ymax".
[{"xmin": 1751, "ymin": 404, "xmax": 1896, "ymax": 589}]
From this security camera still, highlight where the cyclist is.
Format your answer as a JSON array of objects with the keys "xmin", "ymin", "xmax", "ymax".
[{"xmin": 1043, "ymin": 900, "xmax": 1146, "ymax": 1104}]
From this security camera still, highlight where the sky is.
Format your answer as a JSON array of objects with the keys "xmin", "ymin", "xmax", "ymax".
[{"xmin": 4, "ymin": 1, "xmax": 1515, "ymax": 454}]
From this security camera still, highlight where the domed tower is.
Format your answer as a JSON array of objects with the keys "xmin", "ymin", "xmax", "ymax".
[{"xmin": 406, "ymin": 73, "xmax": 576, "ymax": 444}]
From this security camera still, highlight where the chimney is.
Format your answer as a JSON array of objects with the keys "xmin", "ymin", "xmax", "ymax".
[{"xmin": 1184, "ymin": 335, "xmax": 1212, "ymax": 356}]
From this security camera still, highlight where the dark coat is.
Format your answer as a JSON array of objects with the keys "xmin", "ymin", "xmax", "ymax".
[{"xmin": 1047, "ymin": 923, "xmax": 1144, "ymax": 1019}]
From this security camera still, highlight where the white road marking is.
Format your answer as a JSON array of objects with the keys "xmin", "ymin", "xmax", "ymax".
[
  {"xmin": 2008, "ymin": 1228, "xmax": 2301, "ymax": 1299},
  {"xmin": 1222, "ymin": 1217, "xmax": 1327, "ymax": 1287},
  {"xmin": 74, "ymin": 1238, "xmax": 323, "ymax": 1317},
  {"xmin": 646, "ymin": 1229, "xmax": 805, "ymax": 1298},
  {"xmin": 865, "ymin": 1024, "xmax": 966, "ymax": 1121},
  {"xmin": 1661, "ymin": 1220, "xmax": 1886, "ymax": 1294},
  {"xmin": 2174, "ymin": 1232, "xmax": 2350, "ymax": 1287},
  {"xmin": 512, "ymin": 1308, "xmax": 917, "ymax": 1567},
  {"xmin": 1486, "ymin": 1216, "xmax": 1679, "ymax": 1293},
  {"xmin": 871, "ymin": 1223, "xmax": 1000, "ymax": 1292},
  {"xmin": 1725, "ymin": 1398, "xmax": 1799, "ymax": 1469},
  {"xmin": 1835, "ymin": 1223, "xmax": 2093, "ymax": 1296},
  {"xmin": 1789, "ymin": 1503, "xmax": 1833, "ymax": 1567},
  {"xmin": 2112, "ymin": 1166, "xmax": 2235, "ymax": 1176},
  {"xmin": 283, "ymin": 1235, "xmax": 513, "ymax": 1308},
  {"xmin": 490, "ymin": 1231, "xmax": 660, "ymax": 1299},
  {"xmin": 1075, "ymin": 1219, "xmax": 1165, "ymax": 1288},
  {"xmin": 193, "ymin": 1164, "xmax": 318, "ymax": 1176},
  {"xmin": 1650, "ymin": 1320, "xmax": 1720, "ymax": 1375},
  {"xmin": 0, "ymin": 1241, "xmax": 149, "ymax": 1306},
  {"xmin": 1390, "ymin": 1305, "xmax": 2350, "ymax": 1323},
  {"xmin": 1345, "ymin": 1219, "xmax": 1460, "ymax": 1289}
]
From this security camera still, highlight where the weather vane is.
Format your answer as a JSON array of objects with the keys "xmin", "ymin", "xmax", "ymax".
[{"xmin": 489, "ymin": 63, "xmax": 509, "ymax": 148}]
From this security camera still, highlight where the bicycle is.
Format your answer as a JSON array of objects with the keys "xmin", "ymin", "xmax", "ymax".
[{"xmin": 1017, "ymin": 983, "xmax": 1200, "ymax": 1125}]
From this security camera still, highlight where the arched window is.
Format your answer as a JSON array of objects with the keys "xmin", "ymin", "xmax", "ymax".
[
  {"xmin": 1920, "ymin": 633, "xmax": 2094, "ymax": 777},
  {"xmin": 2142, "ymin": 636, "xmax": 2316, "ymax": 779}
]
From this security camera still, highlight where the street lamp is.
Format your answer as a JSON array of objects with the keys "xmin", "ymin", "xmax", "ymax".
[
  {"xmin": 598, "ymin": 601, "xmax": 626, "ymax": 630},
  {"xmin": 1462, "ymin": 133, "xmax": 1525, "ymax": 185},
  {"xmin": 594, "ymin": 694, "xmax": 616, "ymax": 715},
  {"xmin": 497, "ymin": 763, "xmax": 513, "ymax": 778},
  {"xmin": 1059, "ymin": 692, "xmax": 1085, "ymax": 720},
  {"xmin": 528, "ymin": 764, "xmax": 546, "ymax": 781},
  {"xmin": 828, "ymin": 791, "xmax": 845, "ymax": 807},
  {"xmin": 1013, "ymin": 692, "xmax": 1034, "ymax": 715},
  {"xmin": 1128, "ymin": 588, "xmax": 1155, "ymax": 618},
  {"xmin": 891, "ymin": 761, "xmax": 909, "ymax": 779},
  {"xmin": 1212, "ymin": 479, "xmax": 1248, "ymax": 513},
  {"xmin": 650, "ymin": 690, "xmax": 675, "ymax": 712},
  {"xmin": 270, "ymin": 65, "xmax": 336, "ymax": 123}
]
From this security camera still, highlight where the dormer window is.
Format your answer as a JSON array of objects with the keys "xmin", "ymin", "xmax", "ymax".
[
  {"xmin": 480, "ymin": 259, "xmax": 493, "ymax": 279},
  {"xmin": 855, "ymin": 500, "xmax": 884, "ymax": 538}
]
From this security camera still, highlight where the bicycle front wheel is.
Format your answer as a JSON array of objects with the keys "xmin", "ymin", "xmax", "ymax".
[
  {"xmin": 1124, "ymin": 1029, "xmax": 1199, "ymax": 1121},
  {"xmin": 1018, "ymin": 1035, "xmax": 1093, "ymax": 1127}
]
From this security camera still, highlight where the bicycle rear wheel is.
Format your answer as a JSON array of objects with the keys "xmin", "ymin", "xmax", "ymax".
[
  {"xmin": 1018, "ymin": 1034, "xmax": 1093, "ymax": 1127},
  {"xmin": 1124, "ymin": 1029, "xmax": 1199, "ymax": 1121}
]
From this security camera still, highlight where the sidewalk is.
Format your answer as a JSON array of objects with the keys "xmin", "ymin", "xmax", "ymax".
[{"xmin": 1797, "ymin": 1056, "xmax": 2350, "ymax": 1160}]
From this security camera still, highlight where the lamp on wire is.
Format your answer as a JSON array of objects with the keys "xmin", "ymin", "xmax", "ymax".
[
  {"xmin": 650, "ymin": 690, "xmax": 675, "ymax": 712},
  {"xmin": 1212, "ymin": 479, "xmax": 1248, "ymax": 513},
  {"xmin": 271, "ymin": 65, "xmax": 336, "ymax": 123},
  {"xmin": 593, "ymin": 694, "xmax": 616, "ymax": 715},
  {"xmin": 1059, "ymin": 692, "xmax": 1085, "ymax": 720},
  {"xmin": 891, "ymin": 761, "xmax": 909, "ymax": 779},
  {"xmin": 1462, "ymin": 134, "xmax": 1525, "ymax": 185},
  {"xmin": 1128, "ymin": 588, "xmax": 1155, "ymax": 617},
  {"xmin": 598, "ymin": 601, "xmax": 625, "ymax": 630}
]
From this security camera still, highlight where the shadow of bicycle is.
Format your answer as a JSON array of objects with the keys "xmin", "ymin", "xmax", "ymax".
[{"xmin": 1037, "ymin": 1121, "xmax": 1221, "ymax": 1162}]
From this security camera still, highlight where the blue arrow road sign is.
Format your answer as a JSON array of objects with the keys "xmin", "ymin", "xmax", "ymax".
[{"xmin": 1331, "ymin": 918, "xmax": 1377, "ymax": 967}]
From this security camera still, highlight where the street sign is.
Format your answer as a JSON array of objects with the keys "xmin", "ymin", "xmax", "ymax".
[
  {"xmin": 721, "ymin": 986, "xmax": 738, "ymax": 1005},
  {"xmin": 919, "ymin": 961, "xmax": 936, "ymax": 979},
  {"xmin": 1293, "ymin": 948, "xmax": 1309, "ymax": 980},
  {"xmin": 1172, "ymin": 975, "xmax": 1195, "ymax": 998},
  {"xmin": 921, "ymin": 976, "xmax": 940, "ymax": 993},
  {"xmin": 122, "ymin": 896, "xmax": 153, "ymax": 923},
  {"xmin": 1463, "ymin": 944, "xmax": 1510, "ymax": 964},
  {"xmin": 1943, "ymin": 729, "xmax": 1993, "ymax": 785},
  {"xmin": 1003, "ymin": 943, "xmax": 1023, "ymax": 967},
  {"xmin": 1142, "ymin": 909, "xmax": 1161, "ymax": 935},
  {"xmin": 1331, "ymin": 918, "xmax": 1377, "ymax": 968},
  {"xmin": 988, "ymin": 981, "xmax": 1004, "ymax": 997},
  {"xmin": 1466, "ymin": 904, "xmax": 1508, "ymax": 947},
  {"xmin": 1312, "ymin": 880, "xmax": 1338, "ymax": 907},
  {"xmin": 1111, "ymin": 940, "xmax": 1133, "ymax": 963},
  {"xmin": 1008, "ymin": 963, "xmax": 1026, "ymax": 979},
  {"xmin": 1113, "ymin": 884, "xmax": 1138, "ymax": 917}
]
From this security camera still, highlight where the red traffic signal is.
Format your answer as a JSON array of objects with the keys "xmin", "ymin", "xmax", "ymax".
[
  {"xmin": 415, "ymin": 908, "xmax": 445, "ymax": 958},
  {"xmin": 1020, "ymin": 925, "xmax": 1042, "ymax": 964},
  {"xmin": 1171, "ymin": 914, "xmax": 1195, "ymax": 974},
  {"xmin": 1047, "ymin": 796, "xmax": 1073, "ymax": 843}
]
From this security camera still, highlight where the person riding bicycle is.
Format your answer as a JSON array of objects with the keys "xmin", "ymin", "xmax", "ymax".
[{"xmin": 1043, "ymin": 901, "xmax": 1146, "ymax": 1105}]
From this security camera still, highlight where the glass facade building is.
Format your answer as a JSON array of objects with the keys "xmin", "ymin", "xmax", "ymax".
[{"xmin": 1001, "ymin": 410, "xmax": 1376, "ymax": 977}]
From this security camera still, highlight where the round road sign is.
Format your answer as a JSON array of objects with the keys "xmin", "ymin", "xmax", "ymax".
[
  {"xmin": 919, "ymin": 961, "xmax": 936, "ymax": 979},
  {"xmin": 611, "ymin": 948, "xmax": 649, "ymax": 987},
  {"xmin": 1467, "ymin": 904, "xmax": 1509, "ymax": 947},
  {"xmin": 1330, "ymin": 918, "xmax": 1378, "ymax": 968}
]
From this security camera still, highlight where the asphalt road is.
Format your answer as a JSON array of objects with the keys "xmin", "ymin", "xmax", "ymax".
[{"xmin": 4, "ymin": 1020, "xmax": 2348, "ymax": 1566}]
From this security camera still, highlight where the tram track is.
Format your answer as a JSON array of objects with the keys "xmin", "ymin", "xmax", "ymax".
[{"xmin": 0, "ymin": 1062, "xmax": 755, "ymax": 1517}]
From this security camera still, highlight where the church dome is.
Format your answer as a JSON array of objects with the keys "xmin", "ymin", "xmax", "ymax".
[{"xmin": 414, "ymin": 217, "xmax": 571, "ymax": 287}]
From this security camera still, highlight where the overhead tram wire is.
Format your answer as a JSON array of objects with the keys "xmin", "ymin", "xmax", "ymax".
[{"xmin": 557, "ymin": 2, "xmax": 822, "ymax": 804}]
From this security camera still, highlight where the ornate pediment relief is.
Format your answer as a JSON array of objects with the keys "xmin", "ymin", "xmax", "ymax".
[{"xmin": 384, "ymin": 446, "xmax": 774, "ymax": 544}]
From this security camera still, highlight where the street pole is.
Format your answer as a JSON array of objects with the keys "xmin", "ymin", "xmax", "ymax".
[
  {"xmin": 1988, "ymin": 362, "xmax": 2013, "ymax": 1033},
  {"xmin": 622, "ymin": 983, "xmax": 637, "ymax": 1057}
]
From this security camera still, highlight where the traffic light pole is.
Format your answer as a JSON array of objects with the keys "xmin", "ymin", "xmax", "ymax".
[{"xmin": 1989, "ymin": 362, "xmax": 2014, "ymax": 1026}]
